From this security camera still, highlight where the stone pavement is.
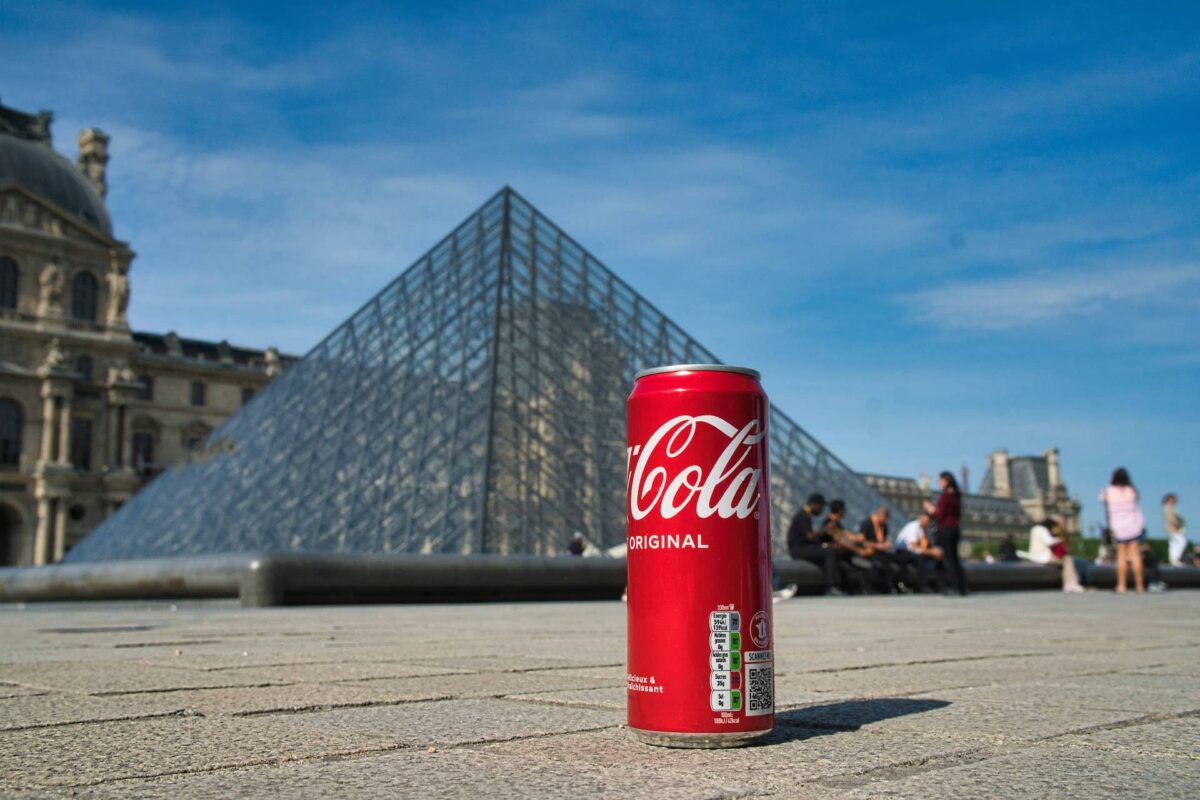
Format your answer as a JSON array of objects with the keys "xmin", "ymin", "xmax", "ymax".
[{"xmin": 1, "ymin": 592, "xmax": 1197, "ymax": 798}]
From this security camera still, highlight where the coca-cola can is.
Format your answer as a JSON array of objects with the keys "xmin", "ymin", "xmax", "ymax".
[{"xmin": 626, "ymin": 364, "xmax": 774, "ymax": 748}]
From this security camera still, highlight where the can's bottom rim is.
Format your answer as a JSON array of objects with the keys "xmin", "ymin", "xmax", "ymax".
[{"xmin": 629, "ymin": 726, "xmax": 772, "ymax": 749}]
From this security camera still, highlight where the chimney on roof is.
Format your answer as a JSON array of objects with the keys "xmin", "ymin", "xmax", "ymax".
[
  {"xmin": 987, "ymin": 449, "xmax": 1011, "ymax": 498},
  {"xmin": 1045, "ymin": 448, "xmax": 1062, "ymax": 491},
  {"xmin": 77, "ymin": 128, "xmax": 110, "ymax": 199}
]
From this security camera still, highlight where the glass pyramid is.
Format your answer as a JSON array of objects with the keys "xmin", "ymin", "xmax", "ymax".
[{"xmin": 66, "ymin": 188, "xmax": 906, "ymax": 562}]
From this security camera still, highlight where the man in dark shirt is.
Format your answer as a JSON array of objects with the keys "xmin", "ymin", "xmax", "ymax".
[
  {"xmin": 858, "ymin": 506, "xmax": 902, "ymax": 593},
  {"xmin": 998, "ymin": 534, "xmax": 1019, "ymax": 562},
  {"xmin": 787, "ymin": 493, "xmax": 846, "ymax": 596}
]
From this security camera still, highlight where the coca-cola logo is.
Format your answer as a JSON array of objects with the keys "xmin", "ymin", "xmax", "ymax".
[{"xmin": 627, "ymin": 415, "xmax": 763, "ymax": 521}]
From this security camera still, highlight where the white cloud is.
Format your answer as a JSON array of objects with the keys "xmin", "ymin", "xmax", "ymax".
[{"xmin": 898, "ymin": 264, "xmax": 1200, "ymax": 330}]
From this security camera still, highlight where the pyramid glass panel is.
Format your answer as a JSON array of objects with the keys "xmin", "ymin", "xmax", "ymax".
[{"xmin": 65, "ymin": 189, "xmax": 905, "ymax": 563}]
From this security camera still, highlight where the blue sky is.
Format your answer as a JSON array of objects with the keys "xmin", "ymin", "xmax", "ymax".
[{"xmin": 4, "ymin": 1, "xmax": 1198, "ymax": 535}]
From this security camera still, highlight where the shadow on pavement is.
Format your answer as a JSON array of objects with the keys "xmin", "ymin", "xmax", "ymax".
[{"xmin": 767, "ymin": 697, "xmax": 952, "ymax": 744}]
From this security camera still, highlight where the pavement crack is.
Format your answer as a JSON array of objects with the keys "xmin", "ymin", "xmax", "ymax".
[
  {"xmin": 815, "ymin": 747, "xmax": 996, "ymax": 789},
  {"xmin": 91, "ymin": 681, "xmax": 293, "ymax": 696},
  {"xmin": 113, "ymin": 639, "xmax": 225, "ymax": 649},
  {"xmin": 232, "ymin": 696, "xmax": 454, "ymax": 717},
  {"xmin": 1041, "ymin": 707, "xmax": 1200, "ymax": 742},
  {"xmin": 798, "ymin": 652, "xmax": 1054, "ymax": 674},
  {"xmin": 0, "ymin": 709, "xmax": 194, "ymax": 733},
  {"xmin": 495, "ymin": 693, "xmax": 618, "ymax": 713}
]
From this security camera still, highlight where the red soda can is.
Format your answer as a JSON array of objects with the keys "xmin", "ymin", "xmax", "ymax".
[{"xmin": 626, "ymin": 364, "xmax": 774, "ymax": 748}]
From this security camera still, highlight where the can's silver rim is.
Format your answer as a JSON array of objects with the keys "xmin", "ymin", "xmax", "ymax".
[{"xmin": 634, "ymin": 363, "xmax": 761, "ymax": 381}]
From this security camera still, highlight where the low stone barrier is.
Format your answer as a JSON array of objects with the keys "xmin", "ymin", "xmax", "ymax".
[{"xmin": 2, "ymin": 554, "xmax": 1198, "ymax": 606}]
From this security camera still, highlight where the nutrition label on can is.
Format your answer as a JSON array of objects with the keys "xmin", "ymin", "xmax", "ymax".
[{"xmin": 708, "ymin": 609, "xmax": 742, "ymax": 713}]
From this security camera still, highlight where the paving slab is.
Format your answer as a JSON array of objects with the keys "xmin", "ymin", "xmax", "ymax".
[
  {"xmin": 0, "ymin": 714, "xmax": 399, "ymax": 791},
  {"xmin": 0, "ymin": 592, "xmax": 1197, "ymax": 797},
  {"xmin": 836, "ymin": 746, "xmax": 1200, "ymax": 799},
  {"xmin": 66, "ymin": 746, "xmax": 766, "ymax": 800}
]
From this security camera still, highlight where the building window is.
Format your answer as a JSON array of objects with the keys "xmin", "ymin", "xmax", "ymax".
[
  {"xmin": 0, "ymin": 503, "xmax": 20, "ymax": 566},
  {"xmin": 0, "ymin": 256, "xmax": 17, "ymax": 310},
  {"xmin": 241, "ymin": 386, "xmax": 255, "ymax": 405},
  {"xmin": 68, "ymin": 504, "xmax": 86, "ymax": 522},
  {"xmin": 71, "ymin": 271, "xmax": 99, "ymax": 322},
  {"xmin": 183, "ymin": 422, "xmax": 212, "ymax": 452},
  {"xmin": 136, "ymin": 374, "xmax": 154, "ymax": 401},
  {"xmin": 132, "ymin": 431, "xmax": 155, "ymax": 472},
  {"xmin": 75, "ymin": 355, "xmax": 94, "ymax": 383},
  {"xmin": 0, "ymin": 399, "xmax": 21, "ymax": 467},
  {"xmin": 190, "ymin": 381, "xmax": 206, "ymax": 407},
  {"xmin": 69, "ymin": 417, "xmax": 92, "ymax": 471}
]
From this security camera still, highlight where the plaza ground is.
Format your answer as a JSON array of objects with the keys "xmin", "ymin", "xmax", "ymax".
[{"xmin": 1, "ymin": 592, "xmax": 1197, "ymax": 798}]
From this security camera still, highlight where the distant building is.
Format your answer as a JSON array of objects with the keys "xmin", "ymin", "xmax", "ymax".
[
  {"xmin": 0, "ymin": 100, "xmax": 294, "ymax": 566},
  {"xmin": 859, "ymin": 473, "xmax": 1031, "ymax": 543},
  {"xmin": 978, "ymin": 448, "xmax": 1081, "ymax": 534},
  {"xmin": 860, "ymin": 448, "xmax": 1081, "ymax": 542}
]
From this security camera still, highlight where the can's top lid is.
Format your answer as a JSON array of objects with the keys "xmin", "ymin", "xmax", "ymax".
[{"xmin": 634, "ymin": 364, "xmax": 761, "ymax": 381}]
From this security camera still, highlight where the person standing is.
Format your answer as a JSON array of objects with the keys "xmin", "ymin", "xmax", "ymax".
[
  {"xmin": 1163, "ymin": 493, "xmax": 1187, "ymax": 567},
  {"xmin": 924, "ymin": 471, "xmax": 967, "ymax": 596},
  {"xmin": 1101, "ymin": 468, "xmax": 1146, "ymax": 593}
]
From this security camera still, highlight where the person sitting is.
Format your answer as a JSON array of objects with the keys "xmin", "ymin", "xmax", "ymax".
[
  {"xmin": 786, "ymin": 493, "xmax": 847, "ymax": 596},
  {"xmin": 892, "ymin": 513, "xmax": 941, "ymax": 593},
  {"xmin": 1026, "ymin": 518, "xmax": 1087, "ymax": 592},
  {"xmin": 858, "ymin": 506, "xmax": 904, "ymax": 593},
  {"xmin": 1140, "ymin": 541, "xmax": 1168, "ymax": 592},
  {"xmin": 998, "ymin": 534, "xmax": 1019, "ymax": 562},
  {"xmin": 823, "ymin": 500, "xmax": 883, "ymax": 594}
]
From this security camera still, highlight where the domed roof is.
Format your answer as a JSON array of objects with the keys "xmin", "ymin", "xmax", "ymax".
[{"xmin": 0, "ymin": 130, "xmax": 112, "ymax": 236}]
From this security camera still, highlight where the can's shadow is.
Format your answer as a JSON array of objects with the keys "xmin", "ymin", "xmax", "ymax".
[{"xmin": 766, "ymin": 697, "xmax": 951, "ymax": 744}]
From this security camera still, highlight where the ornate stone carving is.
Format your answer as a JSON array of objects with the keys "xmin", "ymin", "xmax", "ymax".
[
  {"xmin": 41, "ymin": 337, "xmax": 68, "ymax": 371},
  {"xmin": 106, "ymin": 253, "xmax": 130, "ymax": 328},
  {"xmin": 0, "ymin": 191, "xmax": 93, "ymax": 242},
  {"xmin": 38, "ymin": 262, "xmax": 65, "ymax": 317},
  {"xmin": 0, "ymin": 192, "xmax": 19, "ymax": 224},
  {"xmin": 77, "ymin": 129, "xmax": 110, "ymax": 199},
  {"xmin": 106, "ymin": 364, "xmax": 137, "ymax": 386},
  {"xmin": 264, "ymin": 346, "xmax": 281, "ymax": 377}
]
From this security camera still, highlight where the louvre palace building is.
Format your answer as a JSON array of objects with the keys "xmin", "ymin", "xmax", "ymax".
[{"xmin": 0, "ymin": 101, "xmax": 293, "ymax": 566}]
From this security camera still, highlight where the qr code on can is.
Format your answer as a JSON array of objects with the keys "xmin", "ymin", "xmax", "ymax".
[{"xmin": 746, "ymin": 663, "xmax": 773, "ymax": 716}]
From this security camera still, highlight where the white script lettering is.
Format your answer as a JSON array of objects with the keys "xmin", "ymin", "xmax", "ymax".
[{"xmin": 628, "ymin": 415, "xmax": 763, "ymax": 521}]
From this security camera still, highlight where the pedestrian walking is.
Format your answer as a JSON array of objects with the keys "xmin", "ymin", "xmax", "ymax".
[
  {"xmin": 1101, "ymin": 468, "xmax": 1146, "ymax": 593},
  {"xmin": 1163, "ymin": 493, "xmax": 1187, "ymax": 567},
  {"xmin": 924, "ymin": 471, "xmax": 967, "ymax": 596}
]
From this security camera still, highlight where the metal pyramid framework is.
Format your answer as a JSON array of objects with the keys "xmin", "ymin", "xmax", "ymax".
[{"xmin": 66, "ymin": 188, "xmax": 905, "ymax": 562}]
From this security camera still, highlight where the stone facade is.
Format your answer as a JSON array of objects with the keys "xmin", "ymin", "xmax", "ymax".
[
  {"xmin": 978, "ymin": 448, "xmax": 1082, "ymax": 534},
  {"xmin": 859, "ymin": 472, "xmax": 1034, "ymax": 543},
  {"xmin": 0, "ymin": 102, "xmax": 291, "ymax": 566},
  {"xmin": 860, "ymin": 448, "xmax": 1082, "ymax": 543}
]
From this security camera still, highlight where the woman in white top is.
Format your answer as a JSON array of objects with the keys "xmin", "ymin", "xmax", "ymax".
[
  {"xmin": 1028, "ymin": 519, "xmax": 1085, "ymax": 592},
  {"xmin": 1100, "ymin": 468, "xmax": 1145, "ymax": 594}
]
